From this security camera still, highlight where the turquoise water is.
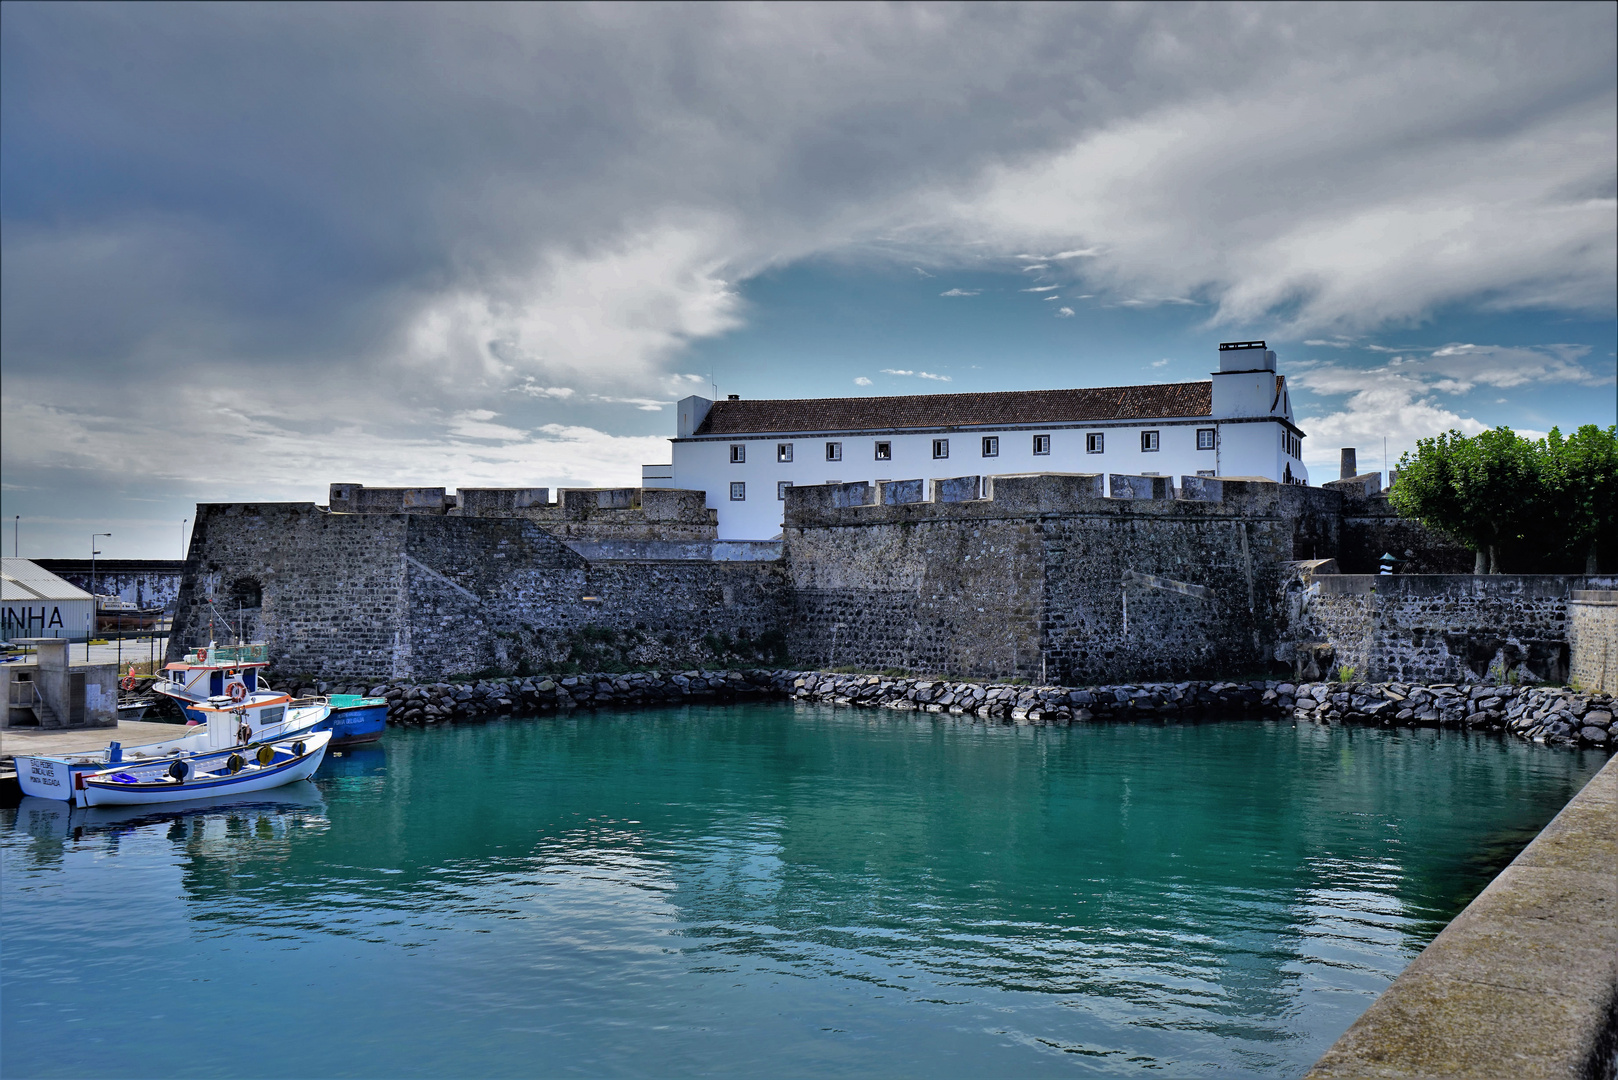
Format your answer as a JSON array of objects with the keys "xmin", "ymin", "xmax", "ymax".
[{"xmin": 1, "ymin": 705, "xmax": 1605, "ymax": 1078}]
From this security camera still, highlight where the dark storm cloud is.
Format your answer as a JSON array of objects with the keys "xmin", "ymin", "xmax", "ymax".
[{"xmin": 1, "ymin": 2, "xmax": 1612, "ymax": 555}]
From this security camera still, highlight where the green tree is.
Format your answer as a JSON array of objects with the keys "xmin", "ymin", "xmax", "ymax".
[
  {"xmin": 1391, "ymin": 425, "xmax": 1618, "ymax": 573},
  {"xmin": 1391, "ymin": 428, "xmax": 1539, "ymax": 573},
  {"xmin": 1542, "ymin": 425, "xmax": 1618, "ymax": 573}
]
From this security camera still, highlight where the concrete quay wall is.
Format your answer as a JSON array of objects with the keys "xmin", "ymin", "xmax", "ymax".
[{"xmin": 1307, "ymin": 750, "xmax": 1617, "ymax": 1080}]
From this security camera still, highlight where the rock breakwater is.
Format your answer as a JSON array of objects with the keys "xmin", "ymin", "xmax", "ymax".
[{"xmin": 290, "ymin": 671, "xmax": 1614, "ymax": 750}]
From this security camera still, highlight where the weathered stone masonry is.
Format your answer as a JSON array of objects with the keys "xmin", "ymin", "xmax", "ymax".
[
  {"xmin": 1295, "ymin": 573, "xmax": 1618, "ymax": 685},
  {"xmin": 170, "ymin": 502, "xmax": 790, "ymax": 681},
  {"xmin": 783, "ymin": 474, "xmax": 1309, "ymax": 683},
  {"xmin": 172, "ymin": 475, "xmax": 1612, "ymax": 687}
]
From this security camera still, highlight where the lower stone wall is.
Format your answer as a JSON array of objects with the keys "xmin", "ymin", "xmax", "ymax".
[
  {"xmin": 1569, "ymin": 591, "xmax": 1618, "ymax": 694},
  {"xmin": 1297, "ymin": 574, "xmax": 1618, "ymax": 684}
]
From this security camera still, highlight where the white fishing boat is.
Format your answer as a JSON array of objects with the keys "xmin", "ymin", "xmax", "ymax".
[
  {"xmin": 13, "ymin": 674, "xmax": 330, "ymax": 805},
  {"xmin": 79, "ymin": 731, "xmax": 331, "ymax": 806}
]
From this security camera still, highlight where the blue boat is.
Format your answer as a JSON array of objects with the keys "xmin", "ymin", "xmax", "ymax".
[{"xmin": 326, "ymin": 694, "xmax": 389, "ymax": 746}]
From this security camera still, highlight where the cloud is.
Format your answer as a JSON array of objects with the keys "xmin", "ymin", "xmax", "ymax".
[
  {"xmin": 1021, "ymin": 285, "xmax": 1059, "ymax": 292},
  {"xmin": 853, "ymin": 376, "xmax": 872, "ymax": 386},
  {"xmin": 2, "ymin": 4, "xmax": 1614, "ymax": 551},
  {"xmin": 940, "ymin": 288, "xmax": 980, "ymax": 297},
  {"xmin": 912, "ymin": 267, "xmax": 933, "ymax": 278},
  {"xmin": 1056, "ymin": 307, "xmax": 1075, "ymax": 317},
  {"xmin": 510, "ymin": 381, "xmax": 577, "ymax": 399},
  {"xmin": 880, "ymin": 368, "xmax": 952, "ymax": 382},
  {"xmin": 1150, "ymin": 359, "xmax": 1170, "ymax": 368},
  {"xmin": 1290, "ymin": 341, "xmax": 1610, "ymax": 473},
  {"xmin": 1042, "ymin": 295, "xmax": 1062, "ymax": 301}
]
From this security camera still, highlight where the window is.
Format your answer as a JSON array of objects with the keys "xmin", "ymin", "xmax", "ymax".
[
  {"xmin": 982, "ymin": 436, "xmax": 999, "ymax": 458},
  {"xmin": 932, "ymin": 438, "xmax": 949, "ymax": 459},
  {"xmin": 777, "ymin": 443, "xmax": 793, "ymax": 463},
  {"xmin": 777, "ymin": 481, "xmax": 792, "ymax": 501},
  {"xmin": 1033, "ymin": 434, "xmax": 1051, "ymax": 456},
  {"xmin": 826, "ymin": 441, "xmax": 842, "ymax": 462},
  {"xmin": 729, "ymin": 482, "xmax": 746, "ymax": 501},
  {"xmin": 874, "ymin": 441, "xmax": 892, "ymax": 461},
  {"xmin": 1086, "ymin": 432, "xmax": 1105, "ymax": 454},
  {"xmin": 1141, "ymin": 430, "xmax": 1160, "ymax": 452},
  {"xmin": 730, "ymin": 444, "xmax": 746, "ymax": 464},
  {"xmin": 1197, "ymin": 428, "xmax": 1216, "ymax": 451},
  {"xmin": 1197, "ymin": 469, "xmax": 1216, "ymax": 477}
]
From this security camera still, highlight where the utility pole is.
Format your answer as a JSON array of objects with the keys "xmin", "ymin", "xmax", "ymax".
[{"xmin": 91, "ymin": 533, "xmax": 110, "ymax": 661}]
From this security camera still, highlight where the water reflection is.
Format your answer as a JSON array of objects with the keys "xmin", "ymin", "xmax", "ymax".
[{"xmin": 1, "ymin": 706, "xmax": 1604, "ymax": 1079}]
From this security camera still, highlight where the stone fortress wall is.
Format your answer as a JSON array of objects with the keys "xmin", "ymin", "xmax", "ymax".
[
  {"xmin": 171, "ymin": 498, "xmax": 790, "ymax": 682},
  {"xmin": 169, "ymin": 473, "xmax": 1610, "ymax": 685}
]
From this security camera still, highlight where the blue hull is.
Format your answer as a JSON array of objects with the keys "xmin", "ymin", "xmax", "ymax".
[{"xmin": 329, "ymin": 702, "xmax": 388, "ymax": 746}]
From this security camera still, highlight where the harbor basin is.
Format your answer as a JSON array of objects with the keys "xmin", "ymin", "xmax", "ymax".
[{"xmin": 0, "ymin": 703, "xmax": 1606, "ymax": 1078}]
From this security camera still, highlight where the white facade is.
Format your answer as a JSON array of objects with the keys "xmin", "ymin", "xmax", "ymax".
[
  {"xmin": 647, "ymin": 341, "xmax": 1309, "ymax": 540},
  {"xmin": 2, "ymin": 559, "xmax": 96, "ymax": 643}
]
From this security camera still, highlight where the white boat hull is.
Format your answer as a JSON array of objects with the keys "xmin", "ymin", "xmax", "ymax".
[
  {"xmin": 13, "ymin": 703, "xmax": 329, "ymax": 804},
  {"xmin": 81, "ymin": 732, "xmax": 331, "ymax": 807}
]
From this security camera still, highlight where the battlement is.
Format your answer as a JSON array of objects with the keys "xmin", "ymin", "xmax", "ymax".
[
  {"xmin": 784, "ymin": 472, "xmax": 1307, "ymax": 528},
  {"xmin": 327, "ymin": 483, "xmax": 718, "ymax": 541}
]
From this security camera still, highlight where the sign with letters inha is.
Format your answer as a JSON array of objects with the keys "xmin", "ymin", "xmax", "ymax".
[{"xmin": 2, "ymin": 604, "xmax": 68, "ymax": 633}]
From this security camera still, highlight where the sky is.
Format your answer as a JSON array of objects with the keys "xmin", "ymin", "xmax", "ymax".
[{"xmin": 2, "ymin": 2, "xmax": 1614, "ymax": 559}]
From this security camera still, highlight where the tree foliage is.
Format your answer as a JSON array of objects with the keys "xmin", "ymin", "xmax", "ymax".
[{"xmin": 1389, "ymin": 425, "xmax": 1618, "ymax": 573}]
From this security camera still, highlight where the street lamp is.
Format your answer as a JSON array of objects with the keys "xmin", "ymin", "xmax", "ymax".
[
  {"xmin": 91, "ymin": 533, "xmax": 110, "ymax": 660},
  {"xmin": 181, "ymin": 519, "xmax": 189, "ymax": 560}
]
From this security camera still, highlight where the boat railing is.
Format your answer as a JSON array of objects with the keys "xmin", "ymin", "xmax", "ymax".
[{"xmin": 191, "ymin": 643, "xmax": 270, "ymax": 665}]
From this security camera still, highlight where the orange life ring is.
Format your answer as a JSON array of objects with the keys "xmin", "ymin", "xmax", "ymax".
[{"xmin": 228, "ymin": 682, "xmax": 247, "ymax": 703}]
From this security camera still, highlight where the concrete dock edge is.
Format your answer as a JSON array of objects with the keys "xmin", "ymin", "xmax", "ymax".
[{"xmin": 1307, "ymin": 752, "xmax": 1618, "ymax": 1080}]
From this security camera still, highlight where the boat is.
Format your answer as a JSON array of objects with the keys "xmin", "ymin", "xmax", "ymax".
[
  {"xmin": 14, "ymin": 657, "xmax": 330, "ymax": 804},
  {"xmin": 151, "ymin": 642, "xmax": 280, "ymax": 724},
  {"xmin": 78, "ymin": 731, "xmax": 331, "ymax": 806},
  {"xmin": 95, "ymin": 595, "xmax": 167, "ymax": 632},
  {"xmin": 326, "ymin": 694, "xmax": 389, "ymax": 746}
]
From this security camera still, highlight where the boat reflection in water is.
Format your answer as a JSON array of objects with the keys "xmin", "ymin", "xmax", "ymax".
[
  {"xmin": 319, "ymin": 744, "xmax": 387, "ymax": 780},
  {"xmin": 15, "ymin": 784, "xmax": 327, "ymax": 849}
]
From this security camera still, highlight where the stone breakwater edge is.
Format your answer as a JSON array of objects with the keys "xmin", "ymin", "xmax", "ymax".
[{"xmin": 287, "ymin": 670, "xmax": 1617, "ymax": 751}]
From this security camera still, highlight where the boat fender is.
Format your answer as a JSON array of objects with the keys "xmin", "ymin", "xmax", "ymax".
[
  {"xmin": 256, "ymin": 745, "xmax": 275, "ymax": 766},
  {"xmin": 228, "ymin": 682, "xmax": 247, "ymax": 703},
  {"xmin": 226, "ymin": 754, "xmax": 245, "ymax": 775},
  {"xmin": 292, "ymin": 741, "xmax": 307, "ymax": 757},
  {"xmin": 167, "ymin": 760, "xmax": 189, "ymax": 782}
]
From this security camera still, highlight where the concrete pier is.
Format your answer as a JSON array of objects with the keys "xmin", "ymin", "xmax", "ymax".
[{"xmin": 1307, "ymin": 751, "xmax": 1618, "ymax": 1079}]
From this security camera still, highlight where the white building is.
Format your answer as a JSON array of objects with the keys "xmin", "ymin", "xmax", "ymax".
[
  {"xmin": 2, "ymin": 558, "xmax": 96, "ymax": 643},
  {"xmin": 644, "ymin": 340, "xmax": 1309, "ymax": 540}
]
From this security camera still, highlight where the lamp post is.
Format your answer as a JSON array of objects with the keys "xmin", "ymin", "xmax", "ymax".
[
  {"xmin": 181, "ymin": 518, "xmax": 188, "ymax": 560},
  {"xmin": 91, "ymin": 533, "xmax": 111, "ymax": 660},
  {"xmin": 12, "ymin": 515, "xmax": 17, "ymax": 558}
]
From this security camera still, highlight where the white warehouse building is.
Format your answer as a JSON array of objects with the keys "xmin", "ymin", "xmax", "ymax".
[{"xmin": 643, "ymin": 340, "xmax": 1309, "ymax": 541}]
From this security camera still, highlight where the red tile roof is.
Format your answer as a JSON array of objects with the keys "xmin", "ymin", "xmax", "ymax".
[{"xmin": 692, "ymin": 382, "xmax": 1214, "ymax": 436}]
